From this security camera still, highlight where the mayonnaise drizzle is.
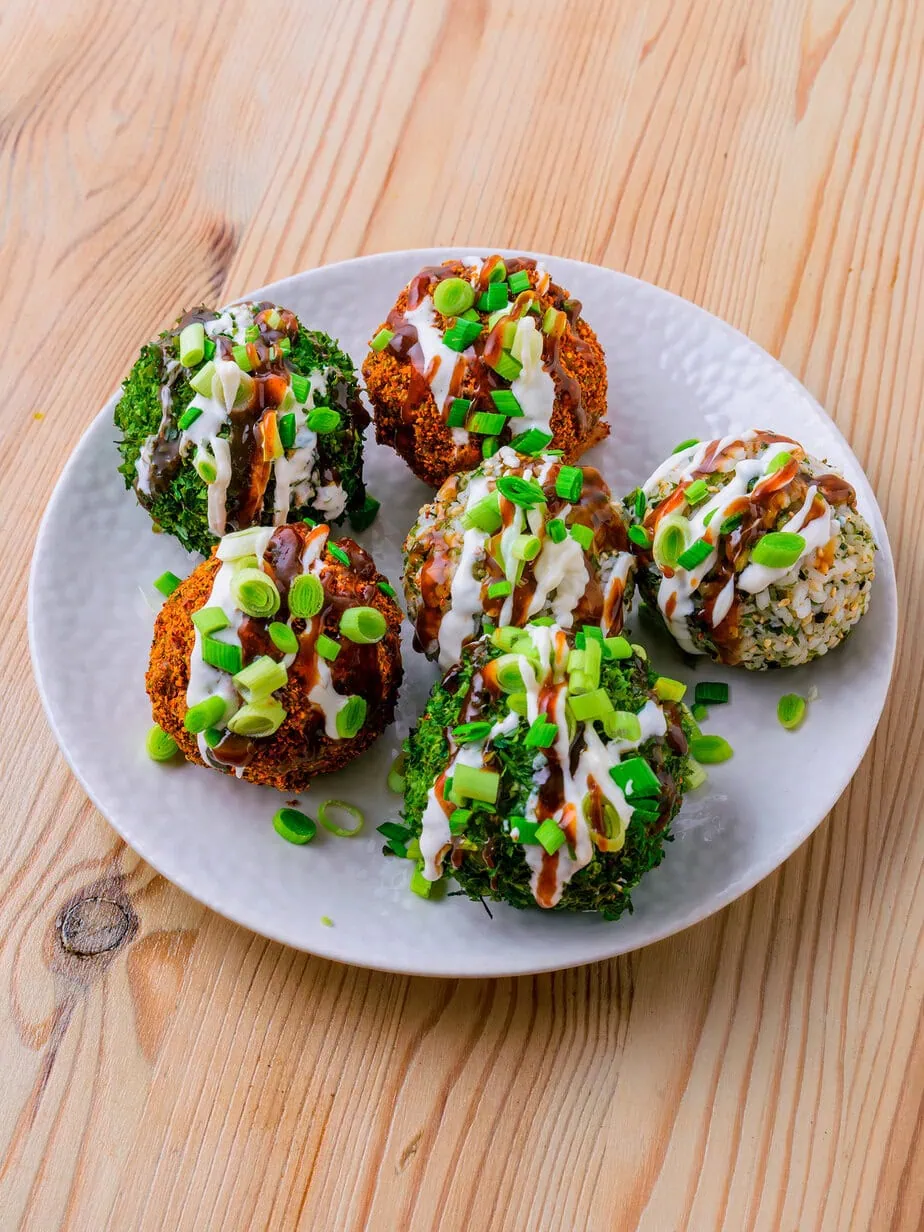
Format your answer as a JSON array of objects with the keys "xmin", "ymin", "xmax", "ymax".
[{"xmin": 403, "ymin": 296, "xmax": 468, "ymax": 445}]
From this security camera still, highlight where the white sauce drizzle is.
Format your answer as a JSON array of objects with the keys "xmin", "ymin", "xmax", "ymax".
[
  {"xmin": 403, "ymin": 296, "xmax": 469, "ymax": 446},
  {"xmin": 510, "ymin": 316, "xmax": 556, "ymax": 434}
]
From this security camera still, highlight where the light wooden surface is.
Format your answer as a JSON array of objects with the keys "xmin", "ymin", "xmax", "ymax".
[{"xmin": 1, "ymin": 0, "xmax": 921, "ymax": 1228}]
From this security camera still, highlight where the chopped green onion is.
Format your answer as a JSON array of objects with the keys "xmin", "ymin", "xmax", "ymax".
[
  {"xmin": 541, "ymin": 306, "xmax": 565, "ymax": 335},
  {"xmin": 627, "ymin": 525, "xmax": 651, "ymax": 549},
  {"xmin": 494, "ymin": 653, "xmax": 526, "ymax": 693},
  {"xmin": 690, "ymin": 734, "xmax": 733, "ymax": 764},
  {"xmin": 289, "ymin": 573, "xmax": 324, "ymax": 619},
  {"xmin": 387, "ymin": 752, "xmax": 406, "ymax": 794},
  {"xmin": 507, "ymin": 692, "xmax": 528, "ymax": 716},
  {"xmin": 610, "ymin": 755, "xmax": 660, "ymax": 799},
  {"xmin": 496, "ymin": 475, "xmax": 546, "ymax": 508},
  {"xmin": 349, "ymin": 494, "xmax": 381, "ymax": 532},
  {"xmin": 327, "ymin": 543, "xmax": 351, "ymax": 567},
  {"xmin": 672, "ymin": 437, "xmax": 700, "ymax": 453},
  {"xmin": 512, "ymin": 534, "xmax": 541, "ymax": 562},
  {"xmin": 492, "ymin": 625, "xmax": 528, "ymax": 651},
  {"xmin": 509, "ymin": 428, "xmax": 553, "ymax": 455},
  {"xmin": 486, "ymin": 306, "xmax": 511, "ymax": 330},
  {"xmin": 340, "ymin": 606, "xmax": 387, "ymax": 644},
  {"xmin": 336, "ymin": 696, "xmax": 367, "ymax": 738},
  {"xmin": 603, "ymin": 710, "xmax": 641, "ymax": 741},
  {"xmin": 685, "ymin": 762, "xmax": 708, "ymax": 790},
  {"xmin": 463, "ymin": 491, "xmax": 502, "ymax": 533},
  {"xmin": 268, "ymin": 621, "xmax": 299, "ymax": 655},
  {"xmin": 676, "ymin": 538, "xmax": 713, "ymax": 570},
  {"xmin": 570, "ymin": 523, "xmax": 594, "ymax": 551},
  {"xmin": 245, "ymin": 323, "xmax": 260, "ymax": 343},
  {"xmin": 651, "ymin": 676, "xmax": 685, "ymax": 703},
  {"xmin": 177, "ymin": 404, "xmax": 203, "ymax": 431},
  {"xmin": 766, "ymin": 450, "xmax": 793, "ymax": 474},
  {"xmin": 555, "ymin": 465, "xmax": 583, "ymax": 501},
  {"xmin": 487, "ymin": 579, "xmax": 512, "ymax": 599},
  {"xmin": 525, "ymin": 718, "xmax": 558, "ymax": 749},
  {"xmin": 185, "ymin": 695, "xmax": 227, "ymax": 734},
  {"xmin": 684, "ymin": 479, "xmax": 709, "ymax": 506},
  {"xmin": 442, "ymin": 318, "xmax": 483, "ymax": 351},
  {"xmin": 482, "ymin": 437, "xmax": 500, "ymax": 458},
  {"xmin": 507, "ymin": 270, "xmax": 530, "ymax": 295},
  {"xmin": 202, "ymin": 636, "xmax": 243, "ymax": 675},
  {"xmin": 449, "ymin": 808, "xmax": 471, "ymax": 835},
  {"xmin": 751, "ymin": 532, "xmax": 806, "ymax": 568},
  {"xmin": 194, "ymin": 449, "xmax": 217, "ymax": 484},
  {"xmin": 189, "ymin": 361, "xmax": 216, "ymax": 397},
  {"xmin": 535, "ymin": 818, "xmax": 566, "ymax": 854},
  {"xmin": 477, "ymin": 282, "xmax": 508, "ymax": 312},
  {"xmin": 777, "ymin": 693, "xmax": 806, "ymax": 730},
  {"xmin": 202, "ymin": 337, "xmax": 216, "ymax": 360},
  {"xmin": 409, "ymin": 865, "xmax": 433, "ymax": 898},
  {"xmin": 695, "ymin": 681, "xmax": 728, "ymax": 705},
  {"xmin": 277, "ymin": 336, "xmax": 291, "ymax": 355},
  {"xmin": 290, "ymin": 372, "xmax": 310, "ymax": 402},
  {"xmin": 489, "ymin": 389, "xmax": 523, "ymax": 417},
  {"xmin": 719, "ymin": 512, "xmax": 744, "ymax": 536},
  {"xmin": 307, "ymin": 408, "xmax": 340, "ymax": 433},
  {"xmin": 179, "ymin": 322, "xmax": 205, "ymax": 367},
  {"xmin": 691, "ymin": 702, "xmax": 709, "ymax": 722},
  {"xmin": 453, "ymin": 721, "xmax": 492, "ymax": 744},
  {"xmin": 604, "ymin": 635, "xmax": 633, "ymax": 660},
  {"xmin": 192, "ymin": 606, "xmax": 229, "ymax": 635},
  {"xmin": 153, "ymin": 571, "xmax": 182, "ymax": 598},
  {"xmin": 378, "ymin": 580, "xmax": 398, "ymax": 599},
  {"xmin": 546, "ymin": 518, "xmax": 567, "ymax": 543},
  {"xmin": 265, "ymin": 308, "xmax": 281, "ymax": 329},
  {"xmin": 370, "ymin": 327, "xmax": 394, "ymax": 352},
  {"xmin": 487, "ymin": 259, "xmax": 507, "ymax": 283},
  {"xmin": 278, "ymin": 412, "xmax": 296, "ymax": 450},
  {"xmin": 652, "ymin": 514, "xmax": 688, "ymax": 569},
  {"xmin": 227, "ymin": 698, "xmax": 287, "ymax": 737},
  {"xmin": 491, "ymin": 351, "xmax": 522, "ymax": 382},
  {"xmin": 315, "ymin": 634, "xmax": 340, "ymax": 661},
  {"xmin": 452, "ymin": 763, "xmax": 499, "ymax": 804},
  {"xmin": 273, "ymin": 807, "xmax": 317, "ymax": 845},
  {"xmin": 230, "ymin": 567, "xmax": 281, "ymax": 619},
  {"xmin": 634, "ymin": 488, "xmax": 646, "ymax": 519},
  {"xmin": 468, "ymin": 411, "xmax": 507, "ymax": 435},
  {"xmin": 631, "ymin": 804, "xmax": 661, "ymax": 824},
  {"xmin": 434, "ymin": 276, "xmax": 476, "ymax": 316},
  {"xmin": 460, "ymin": 308, "xmax": 479, "ymax": 322},
  {"xmin": 234, "ymin": 654, "xmax": 287, "ymax": 701},
  {"xmin": 568, "ymin": 689, "xmax": 614, "ymax": 722},
  {"xmin": 318, "ymin": 799, "xmax": 364, "ymax": 836},
  {"xmin": 631, "ymin": 643, "xmax": 648, "ymax": 661},
  {"xmin": 447, "ymin": 397, "xmax": 471, "ymax": 427},
  {"xmin": 703, "ymin": 509, "xmax": 716, "ymax": 527},
  {"xmin": 203, "ymin": 726, "xmax": 223, "ymax": 748},
  {"xmin": 146, "ymin": 724, "xmax": 178, "ymax": 762},
  {"xmin": 232, "ymin": 343, "xmax": 252, "ymax": 372}
]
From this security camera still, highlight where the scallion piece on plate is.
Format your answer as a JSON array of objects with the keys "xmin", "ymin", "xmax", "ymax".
[
  {"xmin": 570, "ymin": 523, "xmax": 594, "ymax": 551},
  {"xmin": 452, "ymin": 721, "xmax": 492, "ymax": 744},
  {"xmin": 653, "ymin": 676, "xmax": 687, "ymax": 702},
  {"xmin": 192, "ymin": 606, "xmax": 230, "ymax": 637},
  {"xmin": 272, "ymin": 807, "xmax": 317, "ymax": 845},
  {"xmin": 447, "ymin": 397, "xmax": 471, "ymax": 427},
  {"xmin": 777, "ymin": 693, "xmax": 806, "ymax": 730},
  {"xmin": 628, "ymin": 524, "xmax": 651, "ymax": 549},
  {"xmin": 184, "ymin": 695, "xmax": 227, "ymax": 734},
  {"xmin": 268, "ymin": 621, "xmax": 299, "ymax": 655},
  {"xmin": 319, "ymin": 799, "xmax": 365, "ymax": 836},
  {"xmin": 153, "ymin": 571, "xmax": 182, "ymax": 598},
  {"xmin": 463, "ymin": 491, "xmax": 502, "ymax": 533},
  {"xmin": 509, "ymin": 428, "xmax": 553, "ymax": 455},
  {"xmin": 690, "ymin": 734, "xmax": 733, "ymax": 763},
  {"xmin": 434, "ymin": 277, "xmax": 476, "ymax": 316},
  {"xmin": 233, "ymin": 654, "xmax": 287, "ymax": 701},
  {"xmin": 751, "ymin": 532, "xmax": 806, "ymax": 569},
  {"xmin": 695, "ymin": 681, "xmax": 728, "ymax": 705},
  {"xmin": 306, "ymin": 408, "xmax": 340, "ymax": 434},
  {"xmin": 145, "ymin": 724, "xmax": 178, "ymax": 762},
  {"xmin": 230, "ymin": 567, "xmax": 281, "ymax": 619},
  {"xmin": 468, "ymin": 411, "xmax": 507, "ymax": 435},
  {"xmin": 489, "ymin": 389, "xmax": 522, "ymax": 418},
  {"xmin": 546, "ymin": 518, "xmax": 567, "ymax": 543},
  {"xmin": 555, "ymin": 465, "xmax": 583, "ymax": 502},
  {"xmin": 451, "ymin": 763, "xmax": 500, "ymax": 804}
]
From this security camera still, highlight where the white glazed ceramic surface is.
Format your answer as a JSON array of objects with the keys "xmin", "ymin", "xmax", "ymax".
[{"xmin": 29, "ymin": 250, "xmax": 897, "ymax": 977}]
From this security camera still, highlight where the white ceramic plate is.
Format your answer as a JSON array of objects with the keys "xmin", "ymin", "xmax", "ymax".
[{"xmin": 29, "ymin": 249, "xmax": 897, "ymax": 978}]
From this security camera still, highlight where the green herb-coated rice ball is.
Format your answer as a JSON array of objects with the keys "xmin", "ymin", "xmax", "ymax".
[
  {"xmin": 626, "ymin": 429, "xmax": 876, "ymax": 669},
  {"xmin": 397, "ymin": 620, "xmax": 694, "ymax": 919},
  {"xmin": 115, "ymin": 301, "xmax": 370, "ymax": 557}
]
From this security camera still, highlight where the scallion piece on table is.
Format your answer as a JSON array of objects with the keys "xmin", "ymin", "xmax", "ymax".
[
  {"xmin": 691, "ymin": 702, "xmax": 709, "ymax": 722},
  {"xmin": 340, "ymin": 606, "xmax": 387, "ymax": 644},
  {"xmin": 272, "ymin": 807, "xmax": 317, "ymax": 845},
  {"xmin": 289, "ymin": 573, "xmax": 324, "ymax": 619},
  {"xmin": 409, "ymin": 865, "xmax": 433, "ymax": 898}
]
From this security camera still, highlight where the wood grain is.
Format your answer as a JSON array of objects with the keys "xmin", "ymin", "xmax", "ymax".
[{"xmin": 1, "ymin": 0, "xmax": 922, "ymax": 1227}]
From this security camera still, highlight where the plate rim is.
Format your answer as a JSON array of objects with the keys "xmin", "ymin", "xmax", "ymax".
[{"xmin": 28, "ymin": 246, "xmax": 898, "ymax": 977}]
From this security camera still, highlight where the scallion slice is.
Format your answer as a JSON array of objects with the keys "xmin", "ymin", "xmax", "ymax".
[
  {"xmin": 327, "ymin": 543, "xmax": 351, "ymax": 566},
  {"xmin": 189, "ymin": 360, "xmax": 216, "ymax": 397},
  {"xmin": 476, "ymin": 281, "xmax": 508, "ymax": 312},
  {"xmin": 273, "ymin": 807, "xmax": 317, "ymax": 845},
  {"xmin": 453, "ymin": 721, "xmax": 492, "ymax": 744},
  {"xmin": 628, "ymin": 525, "xmax": 651, "ymax": 549},
  {"xmin": 751, "ymin": 532, "xmax": 806, "ymax": 568},
  {"xmin": 202, "ymin": 636, "xmax": 243, "ymax": 675},
  {"xmin": 496, "ymin": 475, "xmax": 546, "ymax": 508},
  {"xmin": 349, "ymin": 494, "xmax": 381, "ymax": 532},
  {"xmin": 509, "ymin": 428, "xmax": 553, "ymax": 455},
  {"xmin": 546, "ymin": 518, "xmax": 567, "ymax": 543},
  {"xmin": 336, "ymin": 696, "xmax": 367, "ymax": 739},
  {"xmin": 766, "ymin": 450, "xmax": 793, "ymax": 474},
  {"xmin": 184, "ymin": 695, "xmax": 227, "ymax": 734},
  {"xmin": 268, "ymin": 621, "xmax": 299, "ymax": 655},
  {"xmin": 192, "ymin": 606, "xmax": 229, "ymax": 635},
  {"xmin": 307, "ymin": 408, "xmax": 340, "ymax": 434},
  {"xmin": 463, "ymin": 491, "xmax": 502, "ymax": 533},
  {"xmin": 604, "ymin": 635, "xmax": 633, "ymax": 660},
  {"xmin": 315, "ymin": 634, "xmax": 340, "ymax": 661},
  {"xmin": 434, "ymin": 277, "xmax": 476, "ymax": 316},
  {"xmin": 153, "ymin": 571, "xmax": 182, "ymax": 598},
  {"xmin": 370, "ymin": 327, "xmax": 394, "ymax": 352},
  {"xmin": 690, "ymin": 734, "xmax": 733, "ymax": 764},
  {"xmin": 232, "ymin": 343, "xmax": 252, "ymax": 372},
  {"xmin": 340, "ymin": 606, "xmax": 387, "ymax": 644},
  {"xmin": 568, "ymin": 689, "xmax": 614, "ymax": 722},
  {"xmin": 146, "ymin": 724, "xmax": 179, "ymax": 762},
  {"xmin": 482, "ymin": 437, "xmax": 500, "ymax": 458},
  {"xmin": 603, "ymin": 710, "xmax": 641, "ymax": 742},
  {"xmin": 179, "ymin": 322, "xmax": 205, "ymax": 368},
  {"xmin": 452, "ymin": 763, "xmax": 499, "ymax": 804},
  {"xmin": 227, "ymin": 698, "xmax": 287, "ymax": 737},
  {"xmin": 525, "ymin": 718, "xmax": 558, "ymax": 749},
  {"xmin": 230, "ymin": 567, "xmax": 281, "ymax": 619},
  {"xmin": 570, "ymin": 523, "xmax": 593, "ymax": 551},
  {"xmin": 676, "ymin": 538, "xmax": 713, "ymax": 571},
  {"xmin": 409, "ymin": 864, "xmax": 433, "ymax": 898},
  {"xmin": 672, "ymin": 437, "xmax": 699, "ymax": 454},
  {"xmin": 609, "ymin": 756, "xmax": 660, "ymax": 799},
  {"xmin": 489, "ymin": 389, "xmax": 522, "ymax": 418},
  {"xmin": 684, "ymin": 479, "xmax": 709, "ymax": 506},
  {"xmin": 777, "ymin": 693, "xmax": 806, "ymax": 730},
  {"xmin": 535, "ymin": 818, "xmax": 566, "ymax": 854},
  {"xmin": 555, "ymin": 465, "xmax": 583, "ymax": 502},
  {"xmin": 177, "ymin": 404, "xmax": 203, "ymax": 431},
  {"xmin": 719, "ymin": 512, "xmax": 744, "ymax": 536},
  {"xmin": 487, "ymin": 579, "xmax": 512, "ymax": 599},
  {"xmin": 233, "ymin": 655, "xmax": 287, "ymax": 701},
  {"xmin": 512, "ymin": 533, "xmax": 541, "ymax": 561},
  {"xmin": 289, "ymin": 573, "xmax": 324, "ymax": 619},
  {"xmin": 442, "ymin": 318, "xmax": 482, "ymax": 351},
  {"xmin": 652, "ymin": 514, "xmax": 688, "ymax": 570},
  {"xmin": 447, "ymin": 397, "xmax": 471, "ymax": 427},
  {"xmin": 317, "ymin": 799, "xmax": 364, "ymax": 837},
  {"xmin": 278, "ymin": 412, "xmax": 296, "ymax": 450},
  {"xmin": 291, "ymin": 372, "xmax": 310, "ymax": 402},
  {"xmin": 507, "ymin": 270, "xmax": 531, "ymax": 294},
  {"xmin": 387, "ymin": 752, "xmax": 407, "ymax": 794},
  {"xmin": 491, "ymin": 351, "xmax": 522, "ymax": 382},
  {"xmin": 694, "ymin": 681, "xmax": 728, "ymax": 705},
  {"xmin": 468, "ymin": 411, "xmax": 507, "ymax": 435}
]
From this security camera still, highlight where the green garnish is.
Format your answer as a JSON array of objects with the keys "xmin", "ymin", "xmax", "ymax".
[
  {"xmin": 272, "ymin": 807, "xmax": 317, "ymax": 845},
  {"xmin": 676, "ymin": 538, "xmax": 713, "ymax": 570},
  {"xmin": 340, "ymin": 606, "xmax": 387, "ymax": 644},
  {"xmin": 289, "ymin": 573, "xmax": 324, "ymax": 619},
  {"xmin": 315, "ymin": 634, "xmax": 340, "ymax": 661},
  {"xmin": 672, "ymin": 437, "xmax": 699, "ymax": 453},
  {"xmin": 193, "ymin": 449, "xmax": 217, "ymax": 484},
  {"xmin": 409, "ymin": 865, "xmax": 433, "ymax": 898},
  {"xmin": 568, "ymin": 689, "xmax": 614, "ymax": 722},
  {"xmin": 234, "ymin": 655, "xmax": 287, "ymax": 701},
  {"xmin": 447, "ymin": 398, "xmax": 471, "ymax": 427},
  {"xmin": 290, "ymin": 372, "xmax": 310, "ymax": 402},
  {"xmin": 227, "ymin": 699, "xmax": 287, "ymax": 737},
  {"xmin": 184, "ymin": 695, "xmax": 227, "ymax": 734},
  {"xmin": 327, "ymin": 543, "xmax": 351, "ymax": 567},
  {"xmin": 554, "ymin": 465, "xmax": 583, "ymax": 502},
  {"xmin": 370, "ymin": 327, "xmax": 394, "ymax": 352},
  {"xmin": 694, "ymin": 681, "xmax": 728, "ymax": 705},
  {"xmin": 496, "ymin": 475, "xmax": 546, "ymax": 508},
  {"xmin": 505, "ymin": 271, "xmax": 529, "ymax": 295},
  {"xmin": 320, "ymin": 915, "xmax": 334, "ymax": 926},
  {"xmin": 468, "ymin": 411, "xmax": 507, "ymax": 435},
  {"xmin": 268, "ymin": 621, "xmax": 299, "ymax": 655},
  {"xmin": 777, "ymin": 693, "xmax": 806, "ymax": 730},
  {"xmin": 319, "ymin": 798, "xmax": 364, "ymax": 836},
  {"xmin": 512, "ymin": 533, "xmax": 541, "ymax": 561},
  {"xmin": 509, "ymin": 428, "xmax": 553, "ymax": 455},
  {"xmin": 232, "ymin": 343, "xmax": 252, "ymax": 372},
  {"xmin": 766, "ymin": 450, "xmax": 792, "ymax": 474},
  {"xmin": 477, "ymin": 282, "xmax": 508, "ymax": 312},
  {"xmin": 546, "ymin": 518, "xmax": 567, "ymax": 543},
  {"xmin": 306, "ymin": 408, "xmax": 340, "ymax": 433},
  {"xmin": 460, "ymin": 309, "xmax": 480, "ymax": 322},
  {"xmin": 191, "ymin": 606, "xmax": 229, "ymax": 635},
  {"xmin": 276, "ymin": 336, "xmax": 291, "ymax": 355},
  {"xmin": 691, "ymin": 702, "xmax": 708, "ymax": 722},
  {"xmin": 627, "ymin": 525, "xmax": 651, "ymax": 549},
  {"xmin": 535, "ymin": 818, "xmax": 566, "ymax": 854},
  {"xmin": 634, "ymin": 488, "xmax": 646, "ymax": 519},
  {"xmin": 719, "ymin": 512, "xmax": 744, "ymax": 535},
  {"xmin": 685, "ymin": 762, "xmax": 707, "ymax": 790},
  {"xmin": 442, "ymin": 318, "xmax": 482, "ymax": 351},
  {"xmin": 751, "ymin": 532, "xmax": 806, "ymax": 568},
  {"xmin": 278, "ymin": 412, "xmax": 296, "ymax": 450},
  {"xmin": 652, "ymin": 514, "xmax": 688, "ymax": 569},
  {"xmin": 348, "ymin": 494, "xmax": 381, "ymax": 532},
  {"xmin": 482, "ymin": 437, "xmax": 500, "ymax": 458},
  {"xmin": 336, "ymin": 696, "xmax": 367, "ymax": 738},
  {"xmin": 603, "ymin": 711, "xmax": 641, "ymax": 741},
  {"xmin": 703, "ymin": 509, "xmax": 716, "ymax": 526},
  {"xmin": 487, "ymin": 579, "xmax": 512, "ymax": 598},
  {"xmin": 609, "ymin": 756, "xmax": 660, "ymax": 800},
  {"xmin": 463, "ymin": 491, "xmax": 502, "ymax": 533},
  {"xmin": 690, "ymin": 734, "xmax": 733, "ymax": 763},
  {"xmin": 230, "ymin": 567, "xmax": 281, "ymax": 619},
  {"xmin": 525, "ymin": 717, "xmax": 558, "ymax": 748},
  {"xmin": 177, "ymin": 405, "xmax": 203, "ymax": 431},
  {"xmin": 202, "ymin": 636, "xmax": 243, "ymax": 675},
  {"xmin": 487, "ymin": 259, "xmax": 507, "ymax": 283},
  {"xmin": 178, "ymin": 322, "xmax": 205, "ymax": 368},
  {"xmin": 493, "ymin": 653, "xmax": 526, "ymax": 693},
  {"xmin": 489, "ymin": 389, "xmax": 522, "ymax": 417},
  {"xmin": 541, "ymin": 306, "xmax": 565, "ymax": 335},
  {"xmin": 684, "ymin": 479, "xmax": 709, "ymax": 506},
  {"xmin": 203, "ymin": 337, "xmax": 216, "ymax": 360},
  {"xmin": 204, "ymin": 727, "xmax": 223, "ymax": 748},
  {"xmin": 449, "ymin": 808, "xmax": 471, "ymax": 835},
  {"xmin": 604, "ymin": 635, "xmax": 633, "ymax": 659},
  {"xmin": 452, "ymin": 721, "xmax": 492, "ymax": 744},
  {"xmin": 452, "ymin": 763, "xmax": 500, "ymax": 804},
  {"xmin": 433, "ymin": 277, "xmax": 476, "ymax": 316},
  {"xmin": 154, "ymin": 571, "xmax": 182, "ymax": 598},
  {"xmin": 146, "ymin": 724, "xmax": 179, "ymax": 762},
  {"xmin": 387, "ymin": 752, "xmax": 406, "ymax": 795},
  {"xmin": 378, "ymin": 580, "xmax": 398, "ymax": 599},
  {"xmin": 491, "ymin": 352, "xmax": 523, "ymax": 382},
  {"xmin": 245, "ymin": 324, "xmax": 259, "ymax": 342},
  {"xmin": 570, "ymin": 523, "xmax": 594, "ymax": 551},
  {"xmin": 653, "ymin": 676, "xmax": 687, "ymax": 702},
  {"xmin": 189, "ymin": 360, "xmax": 216, "ymax": 397}
]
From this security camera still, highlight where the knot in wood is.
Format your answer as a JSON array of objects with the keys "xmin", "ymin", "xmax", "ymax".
[{"xmin": 59, "ymin": 896, "xmax": 131, "ymax": 956}]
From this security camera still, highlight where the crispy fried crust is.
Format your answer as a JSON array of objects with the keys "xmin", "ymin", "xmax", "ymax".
[
  {"xmin": 362, "ymin": 258, "xmax": 609, "ymax": 487},
  {"xmin": 147, "ymin": 536, "xmax": 403, "ymax": 792}
]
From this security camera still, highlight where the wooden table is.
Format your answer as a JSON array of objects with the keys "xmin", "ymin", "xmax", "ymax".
[{"xmin": 2, "ymin": 1, "xmax": 921, "ymax": 1227}]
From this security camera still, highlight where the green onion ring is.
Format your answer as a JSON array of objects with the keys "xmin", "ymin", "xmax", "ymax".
[{"xmin": 318, "ymin": 799, "xmax": 365, "ymax": 838}]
